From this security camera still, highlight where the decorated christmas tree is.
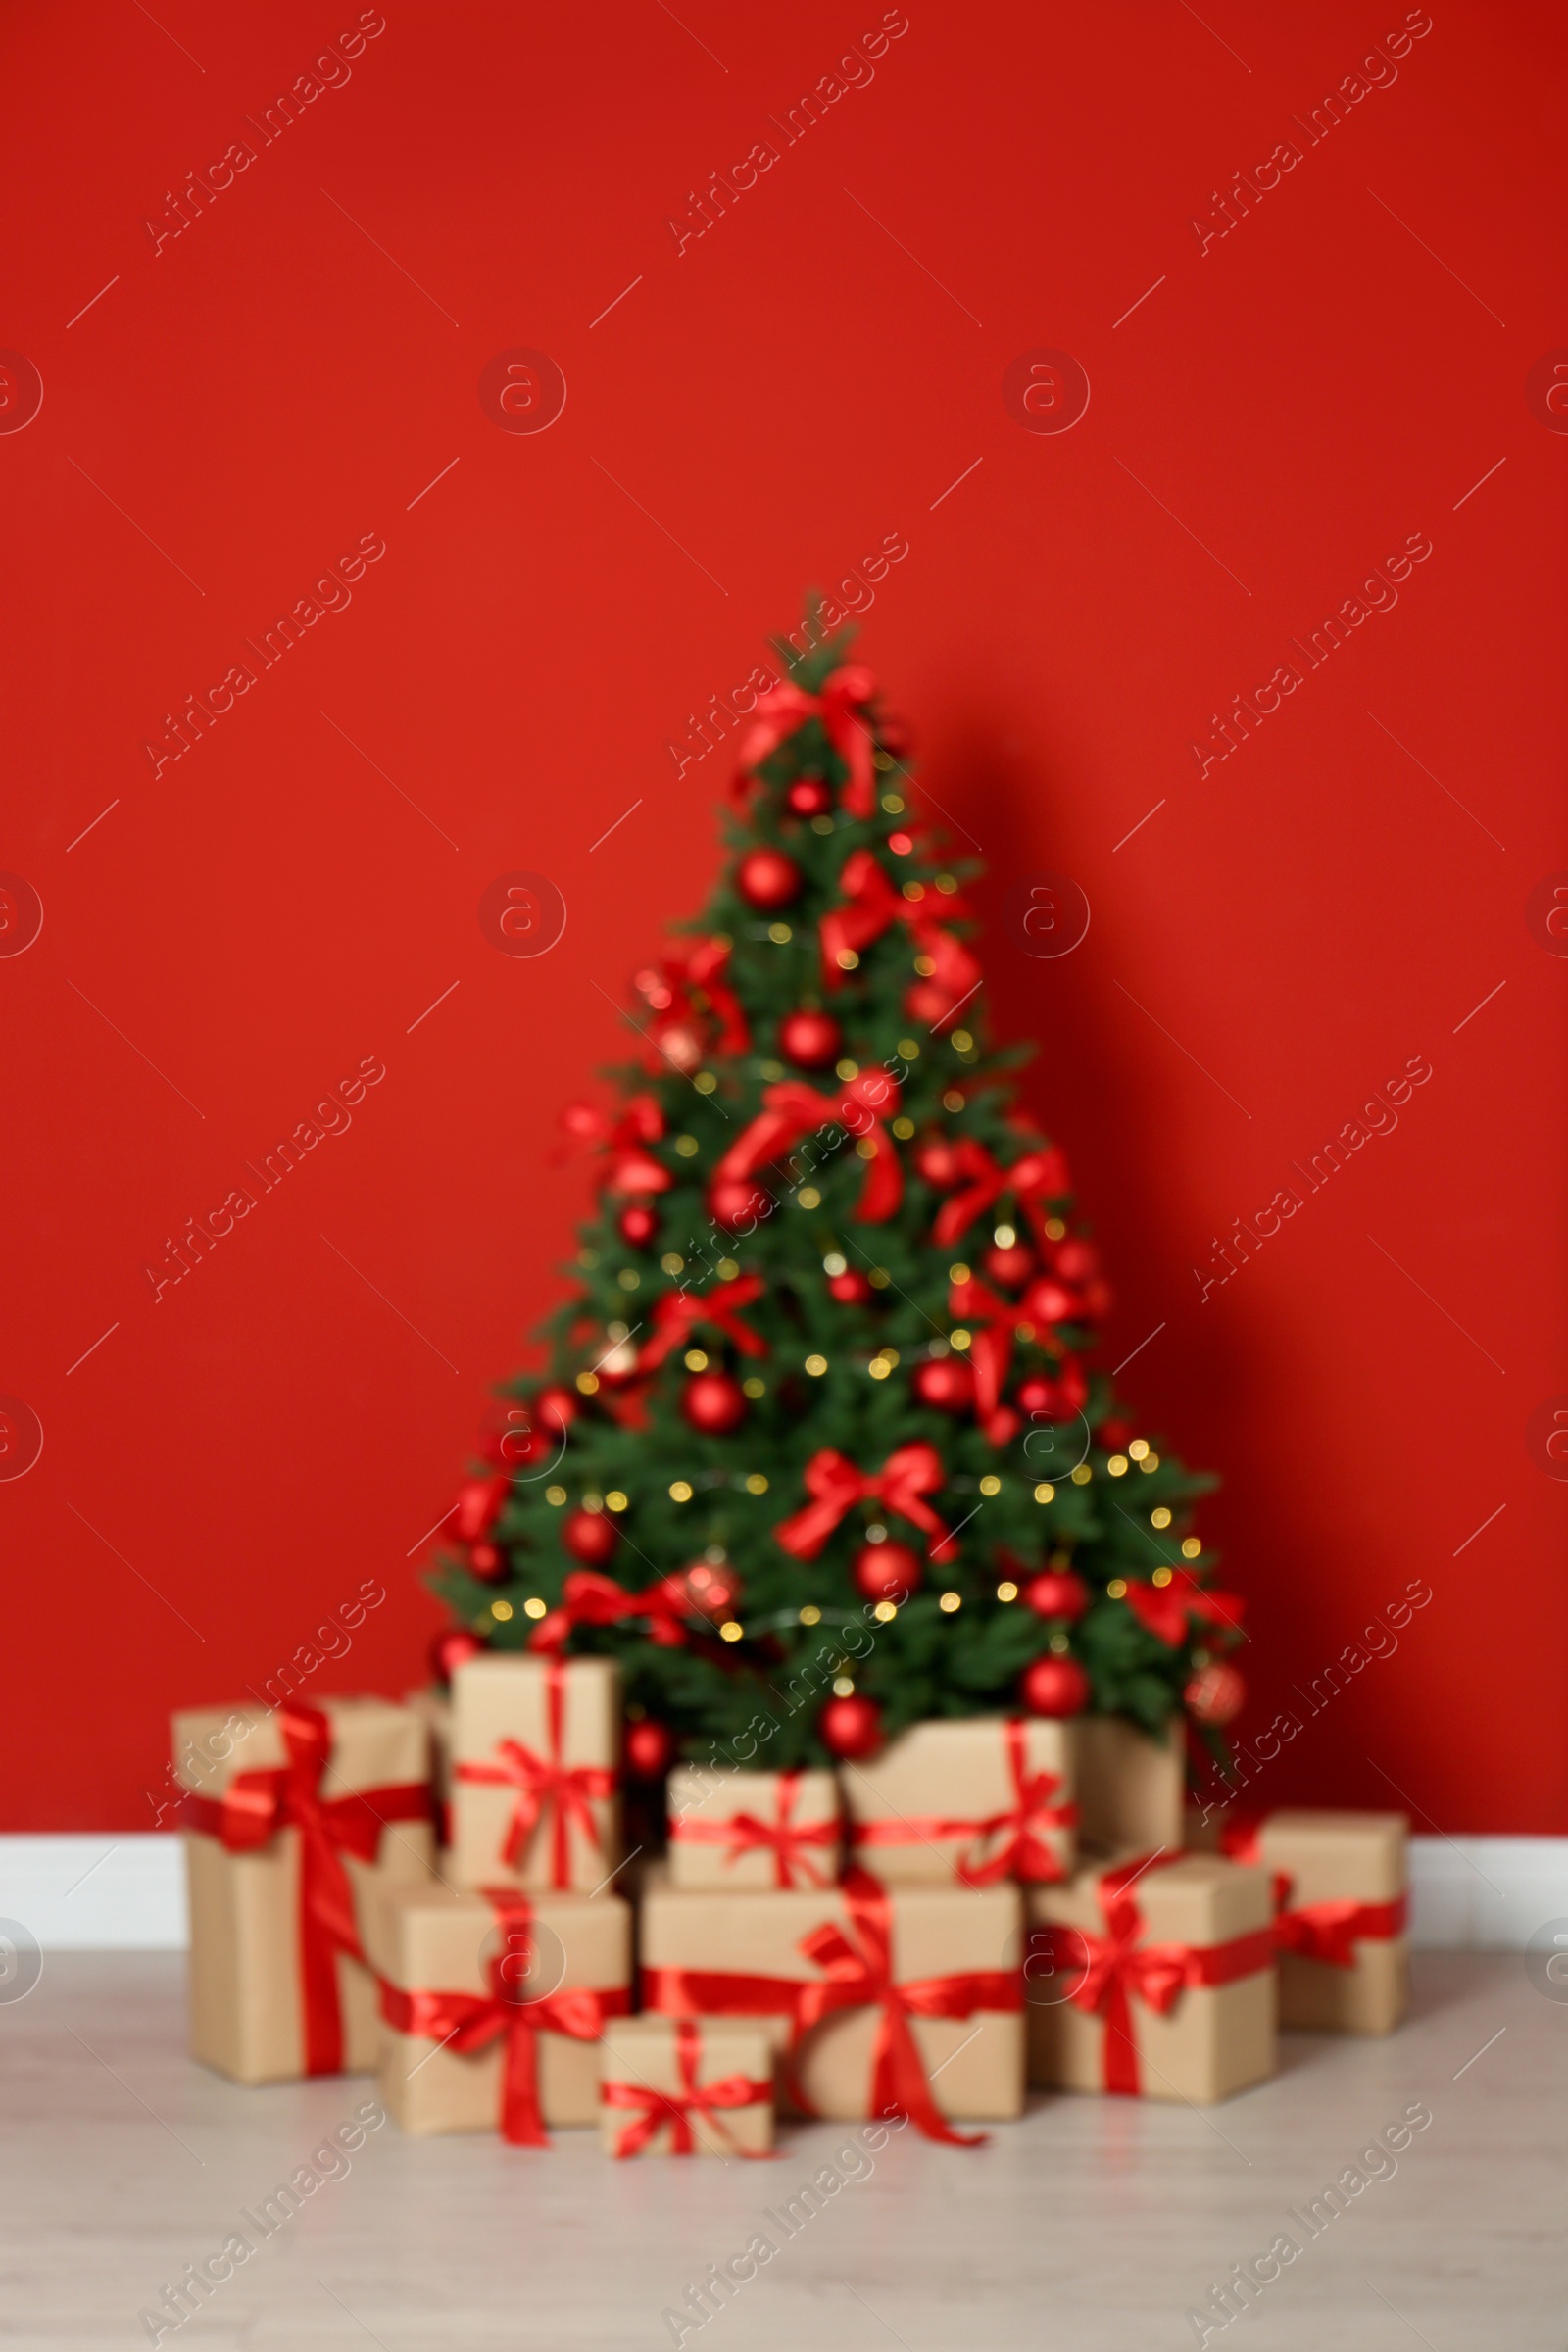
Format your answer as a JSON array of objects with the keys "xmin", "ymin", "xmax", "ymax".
[{"xmin": 428, "ymin": 621, "xmax": 1245, "ymax": 1778}]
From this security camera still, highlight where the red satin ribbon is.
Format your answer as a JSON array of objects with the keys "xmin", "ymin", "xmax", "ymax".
[
  {"xmin": 454, "ymin": 1660, "xmax": 615, "ymax": 1887},
  {"xmin": 643, "ymin": 1868, "xmax": 1020, "ymax": 2145},
  {"xmin": 851, "ymin": 1721, "xmax": 1076, "ymax": 1886},
  {"xmin": 603, "ymin": 2017, "xmax": 773, "ymax": 2157},
  {"xmin": 528, "ymin": 1568, "xmax": 697, "ymax": 1655},
  {"xmin": 736, "ymin": 665, "xmax": 878, "ymax": 815},
  {"xmin": 1219, "ymin": 1821, "xmax": 1408, "ymax": 1967},
  {"xmin": 378, "ymin": 1887, "xmax": 628, "ymax": 2145},
  {"xmin": 179, "ymin": 1701, "xmax": 431, "ymax": 2077},
  {"xmin": 668, "ymin": 1770, "xmax": 840, "ymax": 1888},
  {"xmin": 557, "ymin": 1093, "xmax": 670, "ymax": 1197},
  {"xmin": 713, "ymin": 1067, "xmax": 904, "ymax": 1224},
  {"xmin": 1121, "ymin": 1569, "xmax": 1247, "ymax": 1648},
  {"xmin": 818, "ymin": 850, "xmax": 981, "ymax": 1002},
  {"xmin": 1029, "ymin": 1853, "xmax": 1276, "ymax": 2094},
  {"xmin": 946, "ymin": 1275, "xmax": 1071, "ymax": 1423},
  {"xmin": 773, "ymin": 1442, "xmax": 951, "ymax": 1560},
  {"xmin": 638, "ymin": 1273, "xmax": 768, "ymax": 1372},
  {"xmin": 930, "ymin": 1137, "xmax": 1071, "ymax": 1249}
]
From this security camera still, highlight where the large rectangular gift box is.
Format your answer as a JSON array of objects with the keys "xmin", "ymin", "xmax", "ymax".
[
  {"xmin": 599, "ymin": 2016, "xmax": 775, "ymax": 2156},
  {"xmin": 841, "ymin": 1716, "xmax": 1076, "ymax": 1886},
  {"xmin": 449, "ymin": 1654, "xmax": 621, "ymax": 1892},
  {"xmin": 1026, "ymin": 1851, "xmax": 1276, "ymax": 2103},
  {"xmin": 1073, "ymin": 1716, "xmax": 1185, "ymax": 1856},
  {"xmin": 1190, "ymin": 1807, "xmax": 1408, "ymax": 2034},
  {"xmin": 666, "ymin": 1765, "xmax": 842, "ymax": 1889},
  {"xmin": 640, "ymin": 1865, "xmax": 1024, "ymax": 2139},
  {"xmin": 374, "ymin": 1880, "xmax": 631, "ymax": 2141},
  {"xmin": 172, "ymin": 1695, "xmax": 434, "ymax": 2083}
]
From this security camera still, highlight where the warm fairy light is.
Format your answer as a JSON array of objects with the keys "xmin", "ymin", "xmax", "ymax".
[
  {"xmin": 576, "ymin": 1372, "xmax": 600, "ymax": 1395},
  {"xmin": 675, "ymin": 1135, "xmax": 699, "ymax": 1156},
  {"xmin": 662, "ymin": 1251, "xmax": 685, "ymax": 1275},
  {"xmin": 1107, "ymin": 1454, "xmax": 1129, "ymax": 1476},
  {"xmin": 868, "ymin": 1358, "xmax": 892, "ymax": 1380},
  {"xmin": 950, "ymin": 1328, "xmax": 971, "ymax": 1350},
  {"xmin": 1034, "ymin": 1483, "xmax": 1055, "ymax": 1503},
  {"xmin": 942, "ymin": 1089, "xmax": 964, "ymax": 1112},
  {"xmin": 805, "ymin": 1354, "xmax": 828, "ymax": 1376},
  {"xmin": 1071, "ymin": 1464, "xmax": 1093, "ymax": 1485},
  {"xmin": 1140, "ymin": 1451, "xmax": 1160, "ymax": 1472},
  {"xmin": 693, "ymin": 1072, "xmax": 716, "ymax": 1096},
  {"xmin": 1049, "ymin": 1632, "xmax": 1071, "ymax": 1655},
  {"xmin": 872, "ymin": 1600, "xmax": 898, "ymax": 1623},
  {"xmin": 618, "ymin": 1269, "xmax": 640, "ymax": 1290},
  {"xmin": 949, "ymin": 1262, "xmax": 970, "ymax": 1283},
  {"xmin": 745, "ymin": 1473, "xmax": 769, "ymax": 1494},
  {"xmin": 1152, "ymin": 1567, "xmax": 1173, "ymax": 1587},
  {"xmin": 836, "ymin": 948, "xmax": 859, "ymax": 970},
  {"xmin": 898, "ymin": 1037, "xmax": 919, "ymax": 1058},
  {"xmin": 684, "ymin": 1348, "xmax": 709, "ymax": 1372},
  {"xmin": 951, "ymin": 1029, "xmax": 974, "ymax": 1052},
  {"xmin": 1151, "ymin": 1506, "xmax": 1173, "ymax": 1529},
  {"xmin": 935, "ymin": 874, "xmax": 957, "ymax": 894},
  {"xmin": 716, "ymin": 1257, "xmax": 740, "ymax": 1280},
  {"xmin": 798, "ymin": 1187, "xmax": 821, "ymax": 1209},
  {"xmin": 823, "ymin": 1252, "xmax": 848, "ymax": 1275},
  {"xmin": 1106, "ymin": 1579, "xmax": 1127, "ymax": 1599},
  {"xmin": 1044, "ymin": 1216, "xmax": 1066, "ymax": 1240},
  {"xmin": 997, "ymin": 1581, "xmax": 1018, "ymax": 1602},
  {"xmin": 835, "ymin": 1058, "xmax": 859, "ymax": 1080},
  {"xmin": 492, "ymin": 1599, "xmax": 514, "ymax": 1621},
  {"xmin": 810, "ymin": 813, "xmax": 835, "ymax": 835},
  {"xmin": 913, "ymin": 954, "xmax": 936, "ymax": 977},
  {"xmin": 742, "ymin": 1377, "xmax": 765, "ymax": 1398},
  {"xmin": 855, "ymin": 1138, "xmax": 877, "ymax": 1160},
  {"xmin": 523, "ymin": 1596, "xmax": 548, "ymax": 1619},
  {"xmin": 606, "ymin": 1491, "xmax": 628, "ymax": 1512},
  {"xmin": 1182, "ymin": 1537, "xmax": 1202, "ymax": 1558},
  {"xmin": 546, "ymin": 1486, "xmax": 568, "ymax": 1506},
  {"xmin": 583, "ymin": 1494, "xmax": 604, "ymax": 1513},
  {"xmin": 720, "ymin": 1621, "xmax": 744, "ymax": 1642},
  {"xmin": 867, "ymin": 1267, "xmax": 891, "ymax": 1288},
  {"xmin": 1128, "ymin": 1438, "xmax": 1150, "ymax": 1461},
  {"xmin": 865, "ymin": 1522, "xmax": 888, "ymax": 1542},
  {"xmin": 668, "ymin": 1481, "xmax": 693, "ymax": 1502},
  {"xmin": 882, "ymin": 793, "xmax": 905, "ymax": 814},
  {"xmin": 902, "ymin": 879, "xmax": 926, "ymax": 901},
  {"xmin": 799, "ymin": 1604, "xmax": 821, "ymax": 1626},
  {"xmin": 938, "ymin": 1591, "xmax": 961, "ymax": 1613},
  {"xmin": 768, "ymin": 922, "xmax": 793, "ymax": 944},
  {"xmin": 994, "ymin": 1224, "xmax": 1017, "ymax": 1249},
  {"xmin": 979, "ymin": 1474, "xmax": 1001, "ymax": 1496},
  {"xmin": 892, "ymin": 1115, "xmax": 915, "ymax": 1139},
  {"xmin": 833, "ymin": 1674, "xmax": 857, "ymax": 1695}
]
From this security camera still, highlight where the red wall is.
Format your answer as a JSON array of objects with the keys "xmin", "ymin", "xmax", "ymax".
[{"xmin": 3, "ymin": 0, "xmax": 1562, "ymax": 1833}]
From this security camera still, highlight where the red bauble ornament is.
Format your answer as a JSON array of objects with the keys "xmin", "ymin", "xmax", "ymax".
[
  {"xmin": 983, "ymin": 1243, "xmax": 1035, "ymax": 1290},
  {"xmin": 430, "ymin": 1627, "xmax": 484, "ymax": 1683},
  {"xmin": 467, "ymin": 1542, "xmax": 506, "ymax": 1583},
  {"xmin": 1022, "ymin": 1277, "xmax": 1077, "ymax": 1328},
  {"xmin": 1023, "ymin": 1569, "xmax": 1089, "ymax": 1621},
  {"xmin": 828, "ymin": 1268, "xmax": 872, "ymax": 1305},
  {"xmin": 914, "ymin": 1136, "xmax": 960, "ymax": 1189},
  {"xmin": 625, "ymin": 1719, "xmax": 676, "ymax": 1778},
  {"xmin": 779, "ymin": 1008, "xmax": 842, "ymax": 1069},
  {"xmin": 681, "ymin": 1371, "xmax": 748, "ymax": 1435},
  {"xmin": 736, "ymin": 849, "xmax": 803, "ymax": 910},
  {"xmin": 1020, "ymin": 1654, "xmax": 1091, "ymax": 1717},
  {"xmin": 786, "ymin": 777, "xmax": 832, "ymax": 816},
  {"xmin": 852, "ymin": 1540, "xmax": 921, "ymax": 1605},
  {"xmin": 563, "ymin": 1508, "xmax": 618, "ymax": 1565},
  {"xmin": 911, "ymin": 1356, "xmax": 975, "ymax": 1414},
  {"xmin": 1015, "ymin": 1360, "xmax": 1089, "ymax": 1419},
  {"xmin": 710, "ymin": 1177, "xmax": 770, "ymax": 1231},
  {"xmin": 534, "ymin": 1386, "xmax": 579, "ymax": 1435},
  {"xmin": 677, "ymin": 1560, "xmax": 741, "ymax": 1618},
  {"xmin": 618, "ymin": 1203, "xmax": 660, "ymax": 1248},
  {"xmin": 1097, "ymin": 1416, "xmax": 1134, "ymax": 1452},
  {"xmin": 819, "ymin": 1692, "xmax": 884, "ymax": 1760},
  {"xmin": 1185, "ymin": 1663, "xmax": 1246, "ymax": 1725}
]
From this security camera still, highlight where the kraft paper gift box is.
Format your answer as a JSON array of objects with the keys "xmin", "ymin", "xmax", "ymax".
[
  {"xmin": 641, "ymin": 1865, "xmax": 1024, "ymax": 2137},
  {"xmin": 599, "ymin": 2016, "xmax": 775, "ymax": 2156},
  {"xmin": 841, "ymin": 1716, "xmax": 1076, "ymax": 1886},
  {"xmin": 1074, "ymin": 1716, "xmax": 1185, "ymax": 1856},
  {"xmin": 1026, "ymin": 1851, "xmax": 1276, "ymax": 2103},
  {"xmin": 666, "ymin": 1765, "xmax": 841, "ymax": 1890},
  {"xmin": 1191, "ymin": 1808, "xmax": 1409, "ymax": 2034},
  {"xmin": 375, "ymin": 1880, "xmax": 631, "ymax": 2140},
  {"xmin": 172, "ymin": 1695, "xmax": 434, "ymax": 2085},
  {"xmin": 450, "ymin": 1653, "xmax": 621, "ymax": 1891}
]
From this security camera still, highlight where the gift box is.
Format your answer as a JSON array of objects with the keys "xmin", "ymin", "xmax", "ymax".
[
  {"xmin": 842, "ymin": 1715, "xmax": 1075, "ymax": 1886},
  {"xmin": 1074, "ymin": 1716, "xmax": 1184, "ymax": 1856},
  {"xmin": 599, "ymin": 2016, "xmax": 774, "ymax": 2157},
  {"xmin": 1026, "ymin": 1851, "xmax": 1275, "ymax": 2103},
  {"xmin": 666, "ymin": 1765, "xmax": 841, "ymax": 1889},
  {"xmin": 375, "ymin": 1880, "xmax": 631, "ymax": 2141},
  {"xmin": 172, "ymin": 1695, "xmax": 434, "ymax": 2084},
  {"xmin": 1194, "ymin": 1809, "xmax": 1408, "ymax": 2034},
  {"xmin": 450, "ymin": 1654, "xmax": 621, "ymax": 1891},
  {"xmin": 641, "ymin": 1865, "xmax": 1023, "ymax": 2141}
]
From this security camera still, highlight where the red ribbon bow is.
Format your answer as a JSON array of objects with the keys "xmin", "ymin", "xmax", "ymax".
[
  {"xmin": 773, "ymin": 1443, "xmax": 951, "ymax": 1560},
  {"xmin": 852, "ymin": 1721, "xmax": 1077, "ymax": 1886},
  {"xmin": 378, "ymin": 1888, "xmax": 628, "ymax": 2145},
  {"xmin": 1030, "ymin": 1853, "xmax": 1275, "ymax": 2094},
  {"xmin": 526, "ymin": 1568, "xmax": 700, "ymax": 1655},
  {"xmin": 713, "ymin": 1067, "xmax": 904, "ymax": 1224},
  {"xmin": 1120, "ymin": 1569, "xmax": 1247, "ymax": 1649},
  {"xmin": 736, "ymin": 665, "xmax": 878, "ymax": 815},
  {"xmin": 668, "ymin": 1770, "xmax": 840, "ymax": 1888},
  {"xmin": 635, "ymin": 935, "xmax": 750, "ymax": 1059},
  {"xmin": 1218, "ymin": 1821, "xmax": 1408, "ymax": 1967},
  {"xmin": 946, "ymin": 1274, "xmax": 1074, "ymax": 1425},
  {"xmin": 930, "ymin": 1137, "xmax": 1071, "ymax": 1248},
  {"xmin": 557, "ymin": 1093, "xmax": 670, "ymax": 1197},
  {"xmin": 179, "ymin": 1702, "xmax": 431, "ymax": 2077},
  {"xmin": 603, "ymin": 2017, "xmax": 773, "ymax": 2158},
  {"xmin": 818, "ymin": 851, "xmax": 982, "ymax": 1004},
  {"xmin": 454, "ymin": 1660, "xmax": 616, "ymax": 1888},
  {"xmin": 638, "ymin": 1273, "xmax": 768, "ymax": 1372}
]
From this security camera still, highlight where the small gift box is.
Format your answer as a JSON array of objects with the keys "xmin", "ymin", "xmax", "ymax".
[
  {"xmin": 375, "ymin": 1881, "xmax": 631, "ymax": 2141},
  {"xmin": 666, "ymin": 1765, "xmax": 841, "ymax": 1889},
  {"xmin": 1197, "ymin": 1809, "xmax": 1408, "ymax": 2034},
  {"xmin": 599, "ymin": 2016, "xmax": 774, "ymax": 2157},
  {"xmin": 1026, "ymin": 1851, "xmax": 1275, "ymax": 2103},
  {"xmin": 641, "ymin": 1865, "xmax": 1023, "ymax": 2141},
  {"xmin": 172, "ymin": 1695, "xmax": 434, "ymax": 2084},
  {"xmin": 842, "ymin": 1716, "xmax": 1076, "ymax": 1886},
  {"xmin": 450, "ymin": 1654, "xmax": 621, "ymax": 1891},
  {"xmin": 1074, "ymin": 1716, "xmax": 1184, "ymax": 1856}
]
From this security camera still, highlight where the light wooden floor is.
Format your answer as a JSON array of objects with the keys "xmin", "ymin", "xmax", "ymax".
[{"xmin": 1, "ymin": 1953, "xmax": 1560, "ymax": 2350}]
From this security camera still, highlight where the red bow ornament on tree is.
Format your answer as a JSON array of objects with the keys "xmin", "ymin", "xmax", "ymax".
[
  {"xmin": 602, "ymin": 2018, "xmax": 774, "ymax": 2158},
  {"xmin": 526, "ymin": 1569, "xmax": 704, "ymax": 1655},
  {"xmin": 1120, "ymin": 1570, "xmax": 1246, "ymax": 1648},
  {"xmin": 179, "ymin": 1702, "xmax": 431, "ymax": 2077},
  {"xmin": 634, "ymin": 935, "xmax": 750, "ymax": 1064},
  {"xmin": 817, "ymin": 851, "xmax": 982, "ymax": 1009},
  {"xmin": 774, "ymin": 1443, "xmax": 951, "ymax": 1560},
  {"xmin": 637, "ymin": 1273, "xmax": 768, "ymax": 1371},
  {"xmin": 712, "ymin": 1067, "xmax": 904, "ymax": 1224},
  {"xmin": 454, "ymin": 1661, "xmax": 616, "ymax": 1888},
  {"xmin": 929, "ymin": 1136, "xmax": 1072, "ymax": 1249},
  {"xmin": 947, "ymin": 1274, "xmax": 1077, "ymax": 1433},
  {"xmin": 1218, "ymin": 1821, "xmax": 1408, "ymax": 1966},
  {"xmin": 736, "ymin": 664, "xmax": 878, "ymax": 815},
  {"xmin": 557, "ymin": 1093, "xmax": 670, "ymax": 1197}
]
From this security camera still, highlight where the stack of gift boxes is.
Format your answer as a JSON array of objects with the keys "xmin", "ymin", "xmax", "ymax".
[{"xmin": 172, "ymin": 1663, "xmax": 1410, "ymax": 2153}]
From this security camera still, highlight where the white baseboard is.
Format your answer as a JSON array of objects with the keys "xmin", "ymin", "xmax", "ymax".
[{"xmin": 4, "ymin": 1833, "xmax": 1566, "ymax": 1952}]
